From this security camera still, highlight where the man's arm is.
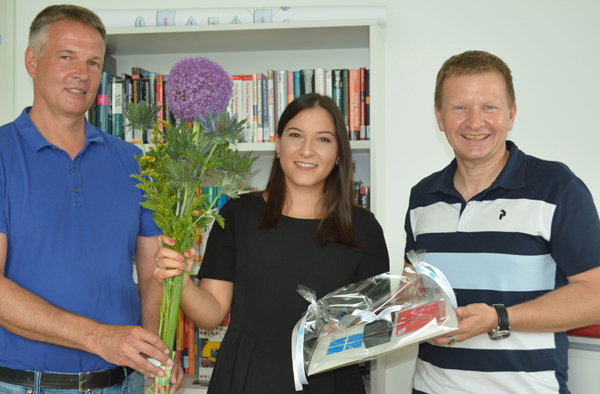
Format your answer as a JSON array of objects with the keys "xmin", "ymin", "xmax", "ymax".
[
  {"xmin": 434, "ymin": 265, "xmax": 600, "ymax": 344},
  {"xmin": 135, "ymin": 235, "xmax": 163, "ymax": 334},
  {"xmin": 0, "ymin": 233, "xmax": 173, "ymax": 376}
]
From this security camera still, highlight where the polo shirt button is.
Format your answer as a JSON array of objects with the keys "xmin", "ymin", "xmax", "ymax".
[
  {"xmin": 75, "ymin": 188, "xmax": 80, "ymax": 193},
  {"xmin": 73, "ymin": 164, "xmax": 76, "ymax": 169}
]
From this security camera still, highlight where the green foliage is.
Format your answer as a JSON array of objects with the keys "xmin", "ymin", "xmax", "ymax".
[{"xmin": 125, "ymin": 102, "xmax": 257, "ymax": 352}]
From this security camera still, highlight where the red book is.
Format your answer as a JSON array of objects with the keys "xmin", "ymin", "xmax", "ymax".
[
  {"xmin": 348, "ymin": 69, "xmax": 361, "ymax": 140},
  {"xmin": 156, "ymin": 75, "xmax": 164, "ymax": 132}
]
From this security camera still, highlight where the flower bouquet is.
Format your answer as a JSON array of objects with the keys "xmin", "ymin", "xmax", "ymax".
[{"xmin": 124, "ymin": 57, "xmax": 256, "ymax": 393}]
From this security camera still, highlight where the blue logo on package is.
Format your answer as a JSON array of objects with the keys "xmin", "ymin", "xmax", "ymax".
[{"xmin": 326, "ymin": 333, "xmax": 364, "ymax": 355}]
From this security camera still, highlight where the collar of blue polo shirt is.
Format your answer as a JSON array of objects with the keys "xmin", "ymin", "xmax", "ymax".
[{"xmin": 291, "ymin": 250, "xmax": 459, "ymax": 390}]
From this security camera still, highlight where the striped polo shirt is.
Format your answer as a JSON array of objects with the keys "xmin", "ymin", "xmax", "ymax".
[{"xmin": 404, "ymin": 141, "xmax": 600, "ymax": 394}]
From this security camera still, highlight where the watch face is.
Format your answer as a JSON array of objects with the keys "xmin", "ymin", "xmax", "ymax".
[{"xmin": 489, "ymin": 329, "xmax": 511, "ymax": 340}]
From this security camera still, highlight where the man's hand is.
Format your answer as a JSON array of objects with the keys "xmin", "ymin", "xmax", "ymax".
[
  {"xmin": 96, "ymin": 325, "xmax": 174, "ymax": 378},
  {"xmin": 432, "ymin": 303, "xmax": 497, "ymax": 346}
]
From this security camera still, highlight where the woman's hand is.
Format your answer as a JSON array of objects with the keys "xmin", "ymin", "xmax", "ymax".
[{"xmin": 153, "ymin": 235, "xmax": 195, "ymax": 284}]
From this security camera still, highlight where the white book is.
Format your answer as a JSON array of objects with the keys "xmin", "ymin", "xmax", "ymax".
[
  {"xmin": 314, "ymin": 68, "xmax": 326, "ymax": 95},
  {"xmin": 325, "ymin": 71, "xmax": 332, "ymax": 99},
  {"xmin": 267, "ymin": 70, "xmax": 275, "ymax": 142},
  {"xmin": 275, "ymin": 70, "xmax": 288, "ymax": 127},
  {"xmin": 256, "ymin": 73, "xmax": 263, "ymax": 143},
  {"xmin": 242, "ymin": 75, "xmax": 253, "ymax": 143}
]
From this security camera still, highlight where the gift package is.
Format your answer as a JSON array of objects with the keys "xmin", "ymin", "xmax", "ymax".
[{"xmin": 291, "ymin": 251, "xmax": 458, "ymax": 390}]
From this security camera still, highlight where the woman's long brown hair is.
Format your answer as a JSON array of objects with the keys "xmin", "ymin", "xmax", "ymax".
[{"xmin": 258, "ymin": 93, "xmax": 361, "ymax": 250}]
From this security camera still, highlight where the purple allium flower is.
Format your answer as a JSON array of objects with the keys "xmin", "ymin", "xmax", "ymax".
[{"xmin": 165, "ymin": 57, "xmax": 233, "ymax": 122}]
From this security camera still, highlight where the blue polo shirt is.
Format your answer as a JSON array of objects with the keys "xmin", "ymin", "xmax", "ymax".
[
  {"xmin": 0, "ymin": 108, "xmax": 161, "ymax": 373},
  {"xmin": 405, "ymin": 141, "xmax": 600, "ymax": 394}
]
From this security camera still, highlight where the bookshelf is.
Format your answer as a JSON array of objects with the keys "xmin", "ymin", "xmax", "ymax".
[{"xmin": 107, "ymin": 19, "xmax": 385, "ymax": 392}]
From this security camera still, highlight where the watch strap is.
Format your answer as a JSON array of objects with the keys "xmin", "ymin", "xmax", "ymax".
[{"xmin": 492, "ymin": 304, "xmax": 510, "ymax": 330}]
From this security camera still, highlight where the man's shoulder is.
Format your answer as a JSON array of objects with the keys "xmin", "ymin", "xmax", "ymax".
[
  {"xmin": 93, "ymin": 128, "xmax": 143, "ymax": 157},
  {"xmin": 523, "ymin": 153, "xmax": 579, "ymax": 188}
]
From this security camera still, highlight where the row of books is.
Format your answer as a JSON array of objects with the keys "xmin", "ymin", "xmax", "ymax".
[
  {"xmin": 229, "ymin": 68, "xmax": 371, "ymax": 144},
  {"xmin": 87, "ymin": 66, "xmax": 371, "ymax": 144},
  {"xmin": 87, "ymin": 67, "xmax": 172, "ymax": 144},
  {"xmin": 172, "ymin": 307, "xmax": 230, "ymax": 378}
]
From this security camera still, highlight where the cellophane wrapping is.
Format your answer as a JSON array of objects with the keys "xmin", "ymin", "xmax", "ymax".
[{"xmin": 291, "ymin": 251, "xmax": 458, "ymax": 389}]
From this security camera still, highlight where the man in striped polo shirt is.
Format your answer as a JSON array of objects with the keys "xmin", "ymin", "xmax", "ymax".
[{"xmin": 405, "ymin": 50, "xmax": 600, "ymax": 393}]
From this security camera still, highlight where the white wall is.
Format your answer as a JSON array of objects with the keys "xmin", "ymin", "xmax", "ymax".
[{"xmin": 9, "ymin": 1, "xmax": 600, "ymax": 393}]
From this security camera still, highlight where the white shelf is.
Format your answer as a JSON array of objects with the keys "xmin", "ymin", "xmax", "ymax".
[{"xmin": 107, "ymin": 20, "xmax": 374, "ymax": 56}]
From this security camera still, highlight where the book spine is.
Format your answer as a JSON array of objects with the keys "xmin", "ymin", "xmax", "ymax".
[
  {"xmin": 314, "ymin": 68, "xmax": 326, "ymax": 95},
  {"xmin": 230, "ymin": 75, "xmax": 243, "ymax": 138},
  {"xmin": 111, "ymin": 76, "xmax": 123, "ymax": 138},
  {"xmin": 256, "ymin": 73, "xmax": 263, "ymax": 143},
  {"xmin": 123, "ymin": 76, "xmax": 133, "ymax": 142},
  {"xmin": 267, "ymin": 70, "xmax": 276, "ymax": 141},
  {"xmin": 252, "ymin": 74, "xmax": 258, "ymax": 143},
  {"xmin": 294, "ymin": 71, "xmax": 301, "ymax": 99},
  {"xmin": 325, "ymin": 71, "xmax": 332, "ymax": 98},
  {"xmin": 242, "ymin": 75, "xmax": 253, "ymax": 143},
  {"xmin": 332, "ymin": 69, "xmax": 343, "ymax": 111},
  {"xmin": 97, "ymin": 72, "xmax": 110, "ymax": 134},
  {"xmin": 360, "ymin": 67, "xmax": 366, "ymax": 141},
  {"xmin": 348, "ymin": 69, "xmax": 361, "ymax": 140},
  {"xmin": 156, "ymin": 75, "xmax": 164, "ymax": 134},
  {"xmin": 287, "ymin": 71, "xmax": 294, "ymax": 104},
  {"xmin": 261, "ymin": 74, "xmax": 269, "ymax": 142},
  {"xmin": 366, "ymin": 68, "xmax": 370, "ymax": 140},
  {"xmin": 275, "ymin": 70, "xmax": 287, "ymax": 129},
  {"xmin": 342, "ymin": 69, "xmax": 349, "ymax": 130},
  {"xmin": 300, "ymin": 69, "xmax": 314, "ymax": 95}
]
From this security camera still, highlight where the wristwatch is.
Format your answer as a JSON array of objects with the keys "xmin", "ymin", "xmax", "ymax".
[{"xmin": 488, "ymin": 304, "xmax": 511, "ymax": 340}]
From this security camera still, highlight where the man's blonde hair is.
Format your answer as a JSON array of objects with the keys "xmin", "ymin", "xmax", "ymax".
[
  {"xmin": 435, "ymin": 50, "xmax": 516, "ymax": 109},
  {"xmin": 29, "ymin": 4, "xmax": 106, "ymax": 56}
]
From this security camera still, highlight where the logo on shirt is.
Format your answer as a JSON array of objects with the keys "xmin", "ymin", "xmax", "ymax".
[{"xmin": 499, "ymin": 209, "xmax": 507, "ymax": 220}]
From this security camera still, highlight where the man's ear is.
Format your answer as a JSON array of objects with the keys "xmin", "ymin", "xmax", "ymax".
[
  {"xmin": 434, "ymin": 105, "xmax": 445, "ymax": 132},
  {"xmin": 25, "ymin": 47, "xmax": 39, "ymax": 79}
]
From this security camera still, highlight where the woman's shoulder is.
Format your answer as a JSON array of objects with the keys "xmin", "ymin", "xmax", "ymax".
[{"xmin": 220, "ymin": 191, "xmax": 266, "ymax": 218}]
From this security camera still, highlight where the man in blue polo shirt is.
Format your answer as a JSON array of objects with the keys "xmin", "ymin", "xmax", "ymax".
[
  {"xmin": 405, "ymin": 50, "xmax": 600, "ymax": 393},
  {"xmin": 0, "ymin": 5, "xmax": 182, "ymax": 393}
]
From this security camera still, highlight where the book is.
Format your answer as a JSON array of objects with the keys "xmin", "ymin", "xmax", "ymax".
[
  {"xmin": 230, "ymin": 75, "xmax": 243, "ymax": 140},
  {"xmin": 314, "ymin": 68, "xmax": 326, "ymax": 95},
  {"xmin": 252, "ymin": 74, "xmax": 258, "ymax": 143},
  {"xmin": 331, "ymin": 69, "xmax": 343, "ymax": 111},
  {"xmin": 287, "ymin": 71, "xmax": 294, "ymax": 104},
  {"xmin": 360, "ymin": 67, "xmax": 367, "ymax": 141},
  {"xmin": 294, "ymin": 71, "xmax": 301, "ymax": 99},
  {"xmin": 261, "ymin": 74, "xmax": 269, "ymax": 142},
  {"xmin": 267, "ymin": 70, "xmax": 275, "ymax": 141},
  {"xmin": 131, "ymin": 67, "xmax": 149, "ymax": 105},
  {"xmin": 121, "ymin": 74, "xmax": 132, "ymax": 141},
  {"xmin": 342, "ymin": 69, "xmax": 349, "ymax": 130},
  {"xmin": 242, "ymin": 75, "xmax": 253, "ymax": 143},
  {"xmin": 142, "ymin": 72, "xmax": 158, "ymax": 142},
  {"xmin": 255, "ymin": 73, "xmax": 263, "ymax": 143},
  {"xmin": 325, "ymin": 71, "xmax": 333, "ymax": 98},
  {"xmin": 348, "ymin": 69, "xmax": 361, "ymax": 140},
  {"xmin": 97, "ymin": 71, "xmax": 112, "ymax": 135},
  {"xmin": 365, "ymin": 68, "xmax": 370, "ymax": 140},
  {"xmin": 156, "ymin": 74, "xmax": 164, "ymax": 134},
  {"xmin": 300, "ymin": 69, "xmax": 314, "ymax": 95},
  {"xmin": 275, "ymin": 70, "xmax": 288, "ymax": 130},
  {"xmin": 111, "ymin": 76, "xmax": 123, "ymax": 138}
]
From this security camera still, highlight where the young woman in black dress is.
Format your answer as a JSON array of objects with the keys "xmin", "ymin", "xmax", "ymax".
[{"xmin": 154, "ymin": 93, "xmax": 390, "ymax": 393}]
